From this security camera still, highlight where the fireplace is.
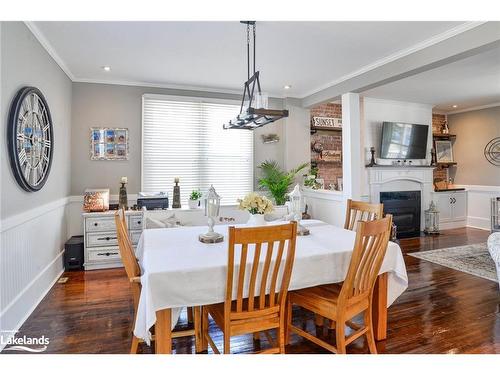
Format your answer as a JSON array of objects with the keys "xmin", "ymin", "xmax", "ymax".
[{"xmin": 380, "ymin": 191, "xmax": 421, "ymax": 238}]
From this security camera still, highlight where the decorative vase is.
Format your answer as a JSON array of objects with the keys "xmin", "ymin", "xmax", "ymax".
[
  {"xmin": 188, "ymin": 199, "xmax": 199, "ymax": 209},
  {"xmin": 247, "ymin": 213, "xmax": 266, "ymax": 226}
]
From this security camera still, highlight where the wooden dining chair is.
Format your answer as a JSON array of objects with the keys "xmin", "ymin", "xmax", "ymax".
[
  {"xmin": 344, "ymin": 199, "xmax": 384, "ymax": 231},
  {"xmin": 286, "ymin": 215, "xmax": 393, "ymax": 354},
  {"xmin": 114, "ymin": 211, "xmax": 198, "ymax": 353},
  {"xmin": 201, "ymin": 222, "xmax": 298, "ymax": 354}
]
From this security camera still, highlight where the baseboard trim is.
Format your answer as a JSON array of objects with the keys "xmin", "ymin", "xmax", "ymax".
[
  {"xmin": 0, "ymin": 250, "xmax": 64, "ymax": 352},
  {"xmin": 467, "ymin": 216, "xmax": 491, "ymax": 231}
]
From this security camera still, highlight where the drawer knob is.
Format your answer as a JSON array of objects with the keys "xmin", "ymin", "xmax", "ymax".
[
  {"xmin": 94, "ymin": 223, "xmax": 98, "ymax": 226},
  {"xmin": 138, "ymin": 221, "xmax": 141, "ymax": 225}
]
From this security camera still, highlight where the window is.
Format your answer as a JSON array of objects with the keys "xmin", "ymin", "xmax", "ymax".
[{"xmin": 142, "ymin": 94, "xmax": 253, "ymax": 205}]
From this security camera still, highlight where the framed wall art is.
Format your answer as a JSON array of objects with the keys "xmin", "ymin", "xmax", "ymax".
[
  {"xmin": 435, "ymin": 140, "xmax": 454, "ymax": 163},
  {"xmin": 90, "ymin": 127, "xmax": 129, "ymax": 160}
]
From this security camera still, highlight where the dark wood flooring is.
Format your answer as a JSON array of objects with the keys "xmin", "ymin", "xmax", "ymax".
[{"xmin": 3, "ymin": 227, "xmax": 499, "ymax": 354}]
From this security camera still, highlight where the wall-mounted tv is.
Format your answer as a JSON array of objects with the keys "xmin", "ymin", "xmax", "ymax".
[{"xmin": 380, "ymin": 122, "xmax": 429, "ymax": 160}]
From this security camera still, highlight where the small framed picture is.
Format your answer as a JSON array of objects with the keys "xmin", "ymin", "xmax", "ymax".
[
  {"xmin": 90, "ymin": 127, "xmax": 129, "ymax": 160},
  {"xmin": 337, "ymin": 177, "xmax": 343, "ymax": 191},
  {"xmin": 105, "ymin": 129, "xmax": 115, "ymax": 143},
  {"xmin": 435, "ymin": 140, "xmax": 454, "ymax": 163},
  {"xmin": 93, "ymin": 143, "xmax": 104, "ymax": 157},
  {"xmin": 105, "ymin": 143, "xmax": 115, "ymax": 156},
  {"xmin": 116, "ymin": 143, "xmax": 127, "ymax": 157},
  {"xmin": 92, "ymin": 129, "xmax": 102, "ymax": 142},
  {"xmin": 115, "ymin": 129, "xmax": 127, "ymax": 143}
]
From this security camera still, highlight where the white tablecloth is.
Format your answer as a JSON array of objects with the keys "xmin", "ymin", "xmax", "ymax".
[{"xmin": 134, "ymin": 220, "xmax": 408, "ymax": 344}]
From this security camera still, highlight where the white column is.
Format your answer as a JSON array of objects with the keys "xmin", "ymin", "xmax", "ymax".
[
  {"xmin": 282, "ymin": 98, "xmax": 310, "ymax": 172},
  {"xmin": 341, "ymin": 93, "xmax": 362, "ymax": 200}
]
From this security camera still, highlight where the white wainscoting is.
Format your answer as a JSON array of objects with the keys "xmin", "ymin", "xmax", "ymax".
[
  {"xmin": 0, "ymin": 197, "xmax": 69, "ymax": 351},
  {"xmin": 457, "ymin": 185, "xmax": 500, "ymax": 231},
  {"xmin": 302, "ymin": 188, "xmax": 345, "ymax": 227}
]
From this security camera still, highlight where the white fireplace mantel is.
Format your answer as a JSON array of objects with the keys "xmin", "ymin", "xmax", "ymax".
[{"xmin": 367, "ymin": 166, "xmax": 435, "ymax": 230}]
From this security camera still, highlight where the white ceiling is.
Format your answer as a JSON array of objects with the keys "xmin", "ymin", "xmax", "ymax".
[
  {"xmin": 362, "ymin": 45, "xmax": 500, "ymax": 112},
  {"xmin": 31, "ymin": 21, "xmax": 464, "ymax": 98}
]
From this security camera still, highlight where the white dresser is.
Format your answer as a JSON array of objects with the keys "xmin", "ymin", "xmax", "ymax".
[{"xmin": 82, "ymin": 210, "xmax": 143, "ymax": 270}]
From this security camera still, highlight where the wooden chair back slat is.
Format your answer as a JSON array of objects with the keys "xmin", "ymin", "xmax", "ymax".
[
  {"xmin": 225, "ymin": 222, "xmax": 297, "ymax": 318},
  {"xmin": 236, "ymin": 243, "xmax": 248, "ymax": 312},
  {"xmin": 247, "ymin": 243, "xmax": 262, "ymax": 311},
  {"xmin": 344, "ymin": 199, "xmax": 384, "ymax": 232},
  {"xmin": 340, "ymin": 215, "xmax": 392, "ymax": 303},
  {"xmin": 269, "ymin": 239, "xmax": 286, "ymax": 307}
]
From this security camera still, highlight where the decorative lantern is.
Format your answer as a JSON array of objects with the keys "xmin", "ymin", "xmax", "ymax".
[
  {"xmin": 491, "ymin": 197, "xmax": 500, "ymax": 232},
  {"xmin": 199, "ymin": 185, "xmax": 224, "ymax": 243},
  {"xmin": 288, "ymin": 184, "xmax": 310, "ymax": 236},
  {"xmin": 424, "ymin": 201, "xmax": 440, "ymax": 235}
]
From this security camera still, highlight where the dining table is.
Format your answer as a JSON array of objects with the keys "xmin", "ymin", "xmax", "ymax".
[{"xmin": 134, "ymin": 219, "xmax": 408, "ymax": 354}]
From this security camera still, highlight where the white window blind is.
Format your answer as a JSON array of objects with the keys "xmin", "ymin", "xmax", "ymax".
[{"xmin": 142, "ymin": 95, "xmax": 253, "ymax": 205}]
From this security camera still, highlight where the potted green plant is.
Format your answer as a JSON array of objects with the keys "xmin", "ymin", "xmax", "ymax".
[
  {"xmin": 188, "ymin": 190, "xmax": 202, "ymax": 209},
  {"xmin": 258, "ymin": 160, "xmax": 309, "ymax": 206}
]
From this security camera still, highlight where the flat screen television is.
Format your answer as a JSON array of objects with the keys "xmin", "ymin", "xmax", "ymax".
[{"xmin": 380, "ymin": 122, "xmax": 429, "ymax": 159}]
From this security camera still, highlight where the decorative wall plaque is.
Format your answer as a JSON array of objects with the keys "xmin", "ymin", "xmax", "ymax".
[
  {"xmin": 484, "ymin": 137, "xmax": 500, "ymax": 166},
  {"xmin": 311, "ymin": 116, "xmax": 342, "ymax": 130}
]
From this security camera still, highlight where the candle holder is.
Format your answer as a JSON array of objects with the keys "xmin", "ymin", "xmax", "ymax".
[
  {"xmin": 119, "ymin": 177, "xmax": 128, "ymax": 210},
  {"xmin": 199, "ymin": 185, "xmax": 224, "ymax": 243},
  {"xmin": 172, "ymin": 178, "xmax": 181, "ymax": 209},
  {"xmin": 366, "ymin": 147, "xmax": 377, "ymax": 167}
]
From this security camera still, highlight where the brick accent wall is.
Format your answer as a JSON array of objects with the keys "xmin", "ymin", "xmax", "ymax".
[
  {"xmin": 310, "ymin": 103, "xmax": 343, "ymax": 189},
  {"xmin": 432, "ymin": 113, "xmax": 448, "ymax": 182}
]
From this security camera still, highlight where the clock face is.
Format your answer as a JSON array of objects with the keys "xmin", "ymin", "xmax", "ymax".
[{"xmin": 8, "ymin": 87, "xmax": 54, "ymax": 192}]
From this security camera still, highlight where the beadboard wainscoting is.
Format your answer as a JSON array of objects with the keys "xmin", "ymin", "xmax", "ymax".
[
  {"xmin": 0, "ymin": 198, "xmax": 69, "ymax": 350},
  {"xmin": 458, "ymin": 185, "xmax": 500, "ymax": 230}
]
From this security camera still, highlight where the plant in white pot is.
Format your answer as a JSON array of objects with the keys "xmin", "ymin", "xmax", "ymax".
[
  {"xmin": 237, "ymin": 192, "xmax": 274, "ymax": 226},
  {"xmin": 188, "ymin": 190, "xmax": 202, "ymax": 209}
]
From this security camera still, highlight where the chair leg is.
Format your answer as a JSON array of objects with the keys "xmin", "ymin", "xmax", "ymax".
[
  {"xmin": 187, "ymin": 306, "xmax": 194, "ymax": 324},
  {"xmin": 130, "ymin": 336, "xmax": 140, "ymax": 354},
  {"xmin": 364, "ymin": 309, "xmax": 378, "ymax": 354},
  {"xmin": 194, "ymin": 306, "xmax": 203, "ymax": 353},
  {"xmin": 335, "ymin": 320, "xmax": 346, "ymax": 354},
  {"xmin": 201, "ymin": 306, "xmax": 209, "ymax": 352},
  {"xmin": 223, "ymin": 333, "xmax": 231, "ymax": 354},
  {"xmin": 285, "ymin": 298, "xmax": 293, "ymax": 345},
  {"xmin": 253, "ymin": 332, "xmax": 260, "ymax": 341}
]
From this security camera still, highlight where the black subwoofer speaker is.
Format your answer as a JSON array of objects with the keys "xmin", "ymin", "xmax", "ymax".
[{"xmin": 64, "ymin": 235, "xmax": 84, "ymax": 271}]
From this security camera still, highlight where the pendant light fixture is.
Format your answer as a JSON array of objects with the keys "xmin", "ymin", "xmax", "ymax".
[{"xmin": 223, "ymin": 21, "xmax": 289, "ymax": 130}]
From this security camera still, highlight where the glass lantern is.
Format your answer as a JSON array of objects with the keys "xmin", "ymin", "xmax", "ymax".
[
  {"xmin": 424, "ymin": 201, "xmax": 440, "ymax": 235},
  {"xmin": 288, "ymin": 184, "xmax": 310, "ymax": 236},
  {"xmin": 199, "ymin": 185, "xmax": 224, "ymax": 243}
]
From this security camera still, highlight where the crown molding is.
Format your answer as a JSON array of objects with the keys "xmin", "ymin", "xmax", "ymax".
[
  {"xmin": 24, "ymin": 21, "xmax": 76, "ymax": 81},
  {"xmin": 300, "ymin": 21, "xmax": 487, "ymax": 99},
  {"xmin": 445, "ymin": 102, "xmax": 500, "ymax": 115}
]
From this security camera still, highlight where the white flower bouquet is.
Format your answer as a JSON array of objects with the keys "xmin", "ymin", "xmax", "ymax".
[{"xmin": 237, "ymin": 192, "xmax": 274, "ymax": 215}]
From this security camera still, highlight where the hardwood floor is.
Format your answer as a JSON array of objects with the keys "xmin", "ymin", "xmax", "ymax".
[{"xmin": 3, "ymin": 227, "xmax": 499, "ymax": 354}]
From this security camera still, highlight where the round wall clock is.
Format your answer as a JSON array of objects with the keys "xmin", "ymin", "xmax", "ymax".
[
  {"xmin": 484, "ymin": 137, "xmax": 500, "ymax": 166},
  {"xmin": 7, "ymin": 86, "xmax": 54, "ymax": 192}
]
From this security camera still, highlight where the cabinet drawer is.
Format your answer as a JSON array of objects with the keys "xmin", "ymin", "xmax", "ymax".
[
  {"xmin": 129, "ymin": 230, "xmax": 142, "ymax": 245},
  {"xmin": 87, "ymin": 232, "xmax": 118, "ymax": 247},
  {"xmin": 86, "ymin": 217, "xmax": 116, "ymax": 232},
  {"xmin": 88, "ymin": 247, "xmax": 121, "ymax": 262},
  {"xmin": 128, "ymin": 215, "xmax": 143, "ymax": 230}
]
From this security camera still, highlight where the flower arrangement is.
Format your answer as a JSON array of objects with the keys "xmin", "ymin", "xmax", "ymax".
[{"xmin": 237, "ymin": 192, "xmax": 274, "ymax": 215}]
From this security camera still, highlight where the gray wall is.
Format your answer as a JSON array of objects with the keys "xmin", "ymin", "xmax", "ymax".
[
  {"xmin": 1, "ymin": 22, "xmax": 72, "ymax": 219},
  {"xmin": 71, "ymin": 82, "xmax": 285, "ymax": 195},
  {"xmin": 448, "ymin": 106, "xmax": 500, "ymax": 186}
]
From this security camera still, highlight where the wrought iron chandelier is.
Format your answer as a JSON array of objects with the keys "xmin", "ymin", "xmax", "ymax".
[{"xmin": 223, "ymin": 21, "xmax": 289, "ymax": 130}]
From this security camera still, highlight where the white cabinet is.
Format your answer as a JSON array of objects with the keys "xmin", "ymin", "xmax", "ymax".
[
  {"xmin": 83, "ymin": 210, "xmax": 143, "ymax": 270},
  {"xmin": 431, "ymin": 191, "xmax": 467, "ymax": 229}
]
